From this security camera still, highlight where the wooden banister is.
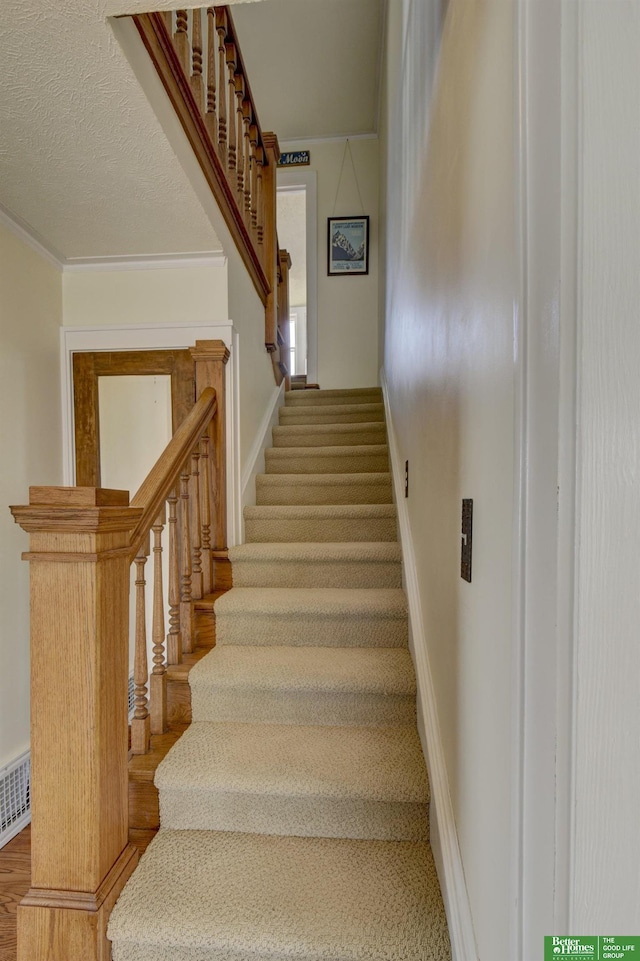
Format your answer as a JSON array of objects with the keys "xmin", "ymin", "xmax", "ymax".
[
  {"xmin": 132, "ymin": 7, "xmax": 273, "ymax": 310},
  {"xmin": 9, "ymin": 339, "xmax": 231, "ymax": 958},
  {"xmin": 128, "ymin": 386, "xmax": 216, "ymax": 561},
  {"xmin": 131, "ymin": 7, "xmax": 291, "ymax": 386}
]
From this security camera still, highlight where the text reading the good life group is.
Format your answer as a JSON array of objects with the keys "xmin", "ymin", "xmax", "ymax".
[{"xmin": 544, "ymin": 937, "xmax": 640, "ymax": 960}]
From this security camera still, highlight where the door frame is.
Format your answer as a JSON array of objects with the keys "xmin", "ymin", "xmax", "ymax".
[
  {"xmin": 61, "ymin": 321, "xmax": 242, "ymax": 546},
  {"xmin": 276, "ymin": 168, "xmax": 318, "ymax": 383}
]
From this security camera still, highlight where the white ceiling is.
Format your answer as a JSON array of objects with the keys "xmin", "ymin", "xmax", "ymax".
[
  {"xmin": 0, "ymin": 0, "xmax": 381, "ymax": 263},
  {"xmin": 231, "ymin": 0, "xmax": 384, "ymax": 143},
  {"xmin": 0, "ymin": 0, "xmax": 222, "ymax": 262}
]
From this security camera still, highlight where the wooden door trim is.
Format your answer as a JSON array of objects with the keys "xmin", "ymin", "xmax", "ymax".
[{"xmin": 72, "ymin": 350, "xmax": 195, "ymax": 488}]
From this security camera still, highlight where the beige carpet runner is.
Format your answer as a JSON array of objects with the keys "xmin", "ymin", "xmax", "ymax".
[{"xmin": 108, "ymin": 386, "xmax": 451, "ymax": 961}]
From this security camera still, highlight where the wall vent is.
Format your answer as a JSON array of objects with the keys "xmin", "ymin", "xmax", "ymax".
[{"xmin": 0, "ymin": 751, "xmax": 30, "ymax": 849}]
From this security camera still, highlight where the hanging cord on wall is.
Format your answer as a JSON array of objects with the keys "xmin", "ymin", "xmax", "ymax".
[{"xmin": 332, "ymin": 139, "xmax": 366, "ymax": 215}]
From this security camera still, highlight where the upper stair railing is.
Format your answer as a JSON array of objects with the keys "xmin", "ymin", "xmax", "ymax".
[
  {"xmin": 10, "ymin": 340, "xmax": 229, "ymax": 961},
  {"xmin": 132, "ymin": 7, "xmax": 284, "ymax": 358}
]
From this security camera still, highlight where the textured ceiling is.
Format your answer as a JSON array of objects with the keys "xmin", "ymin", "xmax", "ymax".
[
  {"xmin": 0, "ymin": 1, "xmax": 221, "ymax": 261},
  {"xmin": 222, "ymin": 0, "xmax": 383, "ymax": 143},
  {"xmin": 0, "ymin": 0, "xmax": 380, "ymax": 262}
]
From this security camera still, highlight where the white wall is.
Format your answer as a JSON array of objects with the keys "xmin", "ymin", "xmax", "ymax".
[
  {"xmin": 382, "ymin": 1, "xmax": 515, "ymax": 958},
  {"xmin": 0, "ymin": 223, "xmax": 63, "ymax": 769},
  {"xmin": 62, "ymin": 262, "xmax": 228, "ymax": 327},
  {"xmin": 226, "ymin": 245, "xmax": 281, "ymax": 474},
  {"xmin": 569, "ymin": 0, "xmax": 640, "ymax": 932},
  {"xmin": 282, "ymin": 138, "xmax": 380, "ymax": 389}
]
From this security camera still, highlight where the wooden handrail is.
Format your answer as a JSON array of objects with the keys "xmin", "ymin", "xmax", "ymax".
[
  {"xmin": 131, "ymin": 7, "xmax": 291, "ymax": 383},
  {"xmin": 129, "ymin": 386, "xmax": 217, "ymax": 561},
  {"xmin": 131, "ymin": 8, "xmax": 275, "ymax": 307}
]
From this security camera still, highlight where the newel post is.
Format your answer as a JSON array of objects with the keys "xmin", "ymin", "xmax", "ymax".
[
  {"xmin": 190, "ymin": 340, "xmax": 230, "ymax": 589},
  {"xmin": 10, "ymin": 486, "xmax": 142, "ymax": 961}
]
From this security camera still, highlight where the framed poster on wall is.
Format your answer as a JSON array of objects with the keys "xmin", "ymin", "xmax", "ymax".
[{"xmin": 327, "ymin": 216, "xmax": 369, "ymax": 276}]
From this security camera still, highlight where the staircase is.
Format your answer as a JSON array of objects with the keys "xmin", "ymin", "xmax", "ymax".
[{"xmin": 108, "ymin": 387, "xmax": 451, "ymax": 961}]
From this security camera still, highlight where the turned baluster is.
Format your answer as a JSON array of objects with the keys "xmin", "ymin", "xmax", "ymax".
[
  {"xmin": 131, "ymin": 534, "xmax": 151, "ymax": 755},
  {"xmin": 166, "ymin": 488, "xmax": 182, "ymax": 664},
  {"xmin": 180, "ymin": 463, "xmax": 194, "ymax": 653},
  {"xmin": 243, "ymin": 102, "xmax": 253, "ymax": 223},
  {"xmin": 174, "ymin": 9, "xmax": 190, "ymax": 75},
  {"xmin": 226, "ymin": 42, "xmax": 237, "ymax": 177},
  {"xmin": 191, "ymin": 448, "xmax": 203, "ymax": 600},
  {"xmin": 150, "ymin": 506, "xmax": 167, "ymax": 735},
  {"xmin": 205, "ymin": 7, "xmax": 217, "ymax": 142},
  {"xmin": 250, "ymin": 123, "xmax": 259, "ymax": 232},
  {"xmin": 200, "ymin": 432, "xmax": 213, "ymax": 595},
  {"xmin": 234, "ymin": 74, "xmax": 246, "ymax": 204},
  {"xmin": 191, "ymin": 7, "xmax": 204, "ymax": 113},
  {"xmin": 216, "ymin": 9, "xmax": 228, "ymax": 165},
  {"xmin": 256, "ymin": 145, "xmax": 264, "ymax": 245}
]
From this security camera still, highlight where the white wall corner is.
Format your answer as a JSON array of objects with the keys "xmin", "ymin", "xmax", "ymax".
[
  {"xmin": 240, "ymin": 380, "xmax": 286, "ymax": 537},
  {"xmin": 381, "ymin": 369, "xmax": 479, "ymax": 961}
]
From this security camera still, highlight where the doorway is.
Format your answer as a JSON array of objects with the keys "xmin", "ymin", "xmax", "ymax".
[
  {"xmin": 72, "ymin": 349, "xmax": 194, "ymax": 489},
  {"xmin": 277, "ymin": 169, "xmax": 318, "ymax": 383}
]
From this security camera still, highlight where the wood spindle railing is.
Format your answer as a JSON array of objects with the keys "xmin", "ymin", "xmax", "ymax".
[
  {"xmin": 200, "ymin": 432, "xmax": 213, "ymax": 595},
  {"xmin": 10, "ymin": 341, "xmax": 230, "ymax": 961},
  {"xmin": 190, "ymin": 7, "xmax": 204, "ymax": 112},
  {"xmin": 166, "ymin": 487, "xmax": 182, "ymax": 665},
  {"xmin": 190, "ymin": 447, "xmax": 203, "ymax": 600},
  {"xmin": 179, "ymin": 462, "xmax": 194, "ymax": 653},
  {"xmin": 174, "ymin": 9, "xmax": 189, "ymax": 74},
  {"xmin": 132, "ymin": 536, "xmax": 151, "ymax": 755},
  {"xmin": 150, "ymin": 505, "xmax": 167, "ymax": 735},
  {"xmin": 206, "ymin": 6, "xmax": 216, "ymax": 124},
  {"xmin": 234, "ymin": 74, "xmax": 245, "ymax": 204},
  {"xmin": 216, "ymin": 8, "xmax": 228, "ymax": 165},
  {"xmin": 132, "ymin": 7, "xmax": 288, "ymax": 378},
  {"xmin": 225, "ymin": 41, "xmax": 237, "ymax": 179}
]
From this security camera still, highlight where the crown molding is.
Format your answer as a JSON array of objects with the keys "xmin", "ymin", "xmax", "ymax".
[
  {"xmin": 0, "ymin": 203, "xmax": 64, "ymax": 271},
  {"xmin": 279, "ymin": 132, "xmax": 379, "ymax": 149},
  {"xmin": 0, "ymin": 203, "xmax": 226, "ymax": 274},
  {"xmin": 62, "ymin": 252, "xmax": 227, "ymax": 273}
]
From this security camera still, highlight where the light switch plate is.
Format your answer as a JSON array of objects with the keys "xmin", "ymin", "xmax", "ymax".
[{"xmin": 461, "ymin": 499, "xmax": 473, "ymax": 582}]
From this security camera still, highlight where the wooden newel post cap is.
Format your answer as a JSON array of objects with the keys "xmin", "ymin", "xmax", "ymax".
[
  {"xmin": 28, "ymin": 486, "xmax": 130, "ymax": 507},
  {"xmin": 10, "ymin": 487, "xmax": 142, "ymax": 540},
  {"xmin": 190, "ymin": 340, "xmax": 230, "ymax": 365}
]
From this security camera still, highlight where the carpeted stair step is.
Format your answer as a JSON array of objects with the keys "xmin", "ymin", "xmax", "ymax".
[
  {"xmin": 284, "ymin": 386, "xmax": 382, "ymax": 407},
  {"xmin": 244, "ymin": 504, "xmax": 397, "ymax": 543},
  {"xmin": 278, "ymin": 402, "xmax": 385, "ymax": 425},
  {"xmin": 265, "ymin": 444, "xmax": 389, "ymax": 474},
  {"xmin": 272, "ymin": 422, "xmax": 386, "ymax": 448},
  {"xmin": 256, "ymin": 472, "xmax": 393, "ymax": 506},
  {"xmin": 155, "ymin": 721, "xmax": 429, "ymax": 840},
  {"xmin": 229, "ymin": 541, "xmax": 402, "ymax": 588},
  {"xmin": 214, "ymin": 587, "xmax": 408, "ymax": 648},
  {"xmin": 189, "ymin": 646, "xmax": 417, "ymax": 726},
  {"xmin": 108, "ymin": 830, "xmax": 451, "ymax": 961}
]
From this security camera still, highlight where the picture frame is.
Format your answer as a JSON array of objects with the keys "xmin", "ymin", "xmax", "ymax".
[{"xmin": 327, "ymin": 215, "xmax": 369, "ymax": 276}]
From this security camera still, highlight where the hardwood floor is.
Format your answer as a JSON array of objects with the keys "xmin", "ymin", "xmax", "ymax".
[{"xmin": 0, "ymin": 826, "xmax": 30, "ymax": 961}]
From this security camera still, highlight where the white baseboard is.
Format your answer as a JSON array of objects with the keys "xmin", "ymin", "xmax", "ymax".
[
  {"xmin": 240, "ymin": 382, "xmax": 286, "ymax": 536},
  {"xmin": 381, "ymin": 370, "xmax": 478, "ymax": 961}
]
